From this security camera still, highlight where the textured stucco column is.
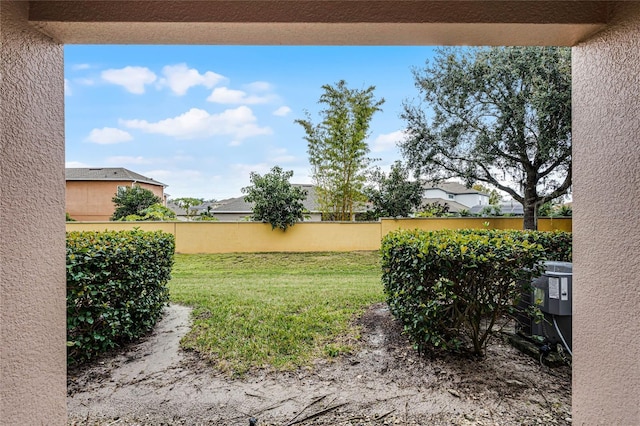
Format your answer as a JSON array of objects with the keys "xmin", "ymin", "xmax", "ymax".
[
  {"xmin": 0, "ymin": 1, "xmax": 67, "ymax": 424},
  {"xmin": 573, "ymin": 3, "xmax": 640, "ymax": 424}
]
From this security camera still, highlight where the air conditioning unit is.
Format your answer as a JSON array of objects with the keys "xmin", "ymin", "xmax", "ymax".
[{"xmin": 517, "ymin": 261, "xmax": 572, "ymax": 354}]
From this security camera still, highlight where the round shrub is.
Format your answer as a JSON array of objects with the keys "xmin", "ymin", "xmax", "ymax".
[
  {"xmin": 381, "ymin": 229, "xmax": 547, "ymax": 355},
  {"xmin": 66, "ymin": 230, "xmax": 175, "ymax": 364}
]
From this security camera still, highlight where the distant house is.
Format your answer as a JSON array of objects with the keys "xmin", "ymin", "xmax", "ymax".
[
  {"xmin": 421, "ymin": 197, "xmax": 470, "ymax": 214},
  {"xmin": 66, "ymin": 167, "xmax": 167, "ymax": 221},
  {"xmin": 166, "ymin": 200, "xmax": 224, "ymax": 221},
  {"xmin": 422, "ymin": 182, "xmax": 490, "ymax": 213},
  {"xmin": 470, "ymin": 200, "xmax": 524, "ymax": 215},
  {"xmin": 210, "ymin": 184, "xmax": 324, "ymax": 222}
]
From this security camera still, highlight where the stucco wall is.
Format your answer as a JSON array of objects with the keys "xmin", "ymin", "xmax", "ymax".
[
  {"xmin": 572, "ymin": 3, "xmax": 640, "ymax": 424},
  {"xmin": 66, "ymin": 218, "xmax": 571, "ymax": 253},
  {"xmin": 210, "ymin": 212, "xmax": 324, "ymax": 222},
  {"xmin": 66, "ymin": 180, "xmax": 165, "ymax": 221},
  {"xmin": 0, "ymin": 1, "xmax": 67, "ymax": 424}
]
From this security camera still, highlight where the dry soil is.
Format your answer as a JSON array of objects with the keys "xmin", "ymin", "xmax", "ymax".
[{"xmin": 67, "ymin": 304, "xmax": 571, "ymax": 426}]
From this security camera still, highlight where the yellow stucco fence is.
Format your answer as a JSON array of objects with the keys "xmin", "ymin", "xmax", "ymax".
[{"xmin": 66, "ymin": 218, "xmax": 571, "ymax": 254}]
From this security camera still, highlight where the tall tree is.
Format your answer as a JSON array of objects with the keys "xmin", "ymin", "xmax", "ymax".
[
  {"xmin": 364, "ymin": 161, "xmax": 423, "ymax": 219},
  {"xmin": 111, "ymin": 185, "xmax": 161, "ymax": 220},
  {"xmin": 242, "ymin": 166, "xmax": 308, "ymax": 231},
  {"xmin": 400, "ymin": 47, "xmax": 572, "ymax": 229},
  {"xmin": 296, "ymin": 80, "xmax": 384, "ymax": 221}
]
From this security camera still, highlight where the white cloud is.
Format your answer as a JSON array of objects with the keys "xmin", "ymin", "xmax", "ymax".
[
  {"xmin": 75, "ymin": 78, "xmax": 95, "ymax": 86},
  {"xmin": 371, "ymin": 130, "xmax": 407, "ymax": 153},
  {"xmin": 207, "ymin": 87, "xmax": 273, "ymax": 105},
  {"xmin": 158, "ymin": 63, "xmax": 226, "ymax": 96},
  {"xmin": 144, "ymin": 169, "xmax": 207, "ymax": 195},
  {"xmin": 86, "ymin": 127, "xmax": 133, "ymax": 144},
  {"xmin": 101, "ymin": 66, "xmax": 157, "ymax": 94},
  {"xmin": 65, "ymin": 161, "xmax": 91, "ymax": 168},
  {"xmin": 268, "ymin": 148, "xmax": 296, "ymax": 164},
  {"xmin": 244, "ymin": 81, "xmax": 272, "ymax": 92},
  {"xmin": 105, "ymin": 155, "xmax": 193, "ymax": 166},
  {"xmin": 144, "ymin": 169, "xmax": 204, "ymax": 182},
  {"xmin": 72, "ymin": 63, "xmax": 91, "ymax": 70},
  {"xmin": 273, "ymin": 106, "xmax": 292, "ymax": 117},
  {"xmin": 288, "ymin": 166, "xmax": 313, "ymax": 185},
  {"xmin": 231, "ymin": 162, "xmax": 272, "ymax": 178},
  {"xmin": 105, "ymin": 156, "xmax": 156, "ymax": 165},
  {"xmin": 271, "ymin": 154, "xmax": 297, "ymax": 163},
  {"xmin": 121, "ymin": 106, "xmax": 272, "ymax": 141},
  {"xmin": 173, "ymin": 154, "xmax": 195, "ymax": 162},
  {"xmin": 64, "ymin": 79, "xmax": 71, "ymax": 96}
]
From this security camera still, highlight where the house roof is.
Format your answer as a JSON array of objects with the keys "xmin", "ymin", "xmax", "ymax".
[
  {"xmin": 212, "ymin": 184, "xmax": 321, "ymax": 213},
  {"xmin": 469, "ymin": 201, "xmax": 524, "ymax": 215},
  {"xmin": 65, "ymin": 167, "xmax": 167, "ymax": 187},
  {"xmin": 167, "ymin": 201, "xmax": 221, "ymax": 216},
  {"xmin": 424, "ymin": 181, "xmax": 487, "ymax": 196}
]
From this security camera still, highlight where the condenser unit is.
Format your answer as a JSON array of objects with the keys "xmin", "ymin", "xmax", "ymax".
[{"xmin": 518, "ymin": 261, "xmax": 573, "ymax": 354}]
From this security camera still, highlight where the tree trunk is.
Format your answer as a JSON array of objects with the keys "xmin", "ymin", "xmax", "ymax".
[{"xmin": 522, "ymin": 184, "xmax": 538, "ymax": 230}]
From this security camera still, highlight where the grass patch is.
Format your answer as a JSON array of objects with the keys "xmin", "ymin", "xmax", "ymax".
[{"xmin": 168, "ymin": 251, "xmax": 383, "ymax": 376}]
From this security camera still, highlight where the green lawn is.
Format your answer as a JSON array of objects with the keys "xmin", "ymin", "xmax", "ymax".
[{"xmin": 168, "ymin": 251, "xmax": 384, "ymax": 376}]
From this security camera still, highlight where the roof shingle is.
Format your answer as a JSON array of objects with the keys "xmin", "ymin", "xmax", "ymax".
[
  {"xmin": 424, "ymin": 181, "xmax": 487, "ymax": 195},
  {"xmin": 65, "ymin": 167, "xmax": 167, "ymax": 187}
]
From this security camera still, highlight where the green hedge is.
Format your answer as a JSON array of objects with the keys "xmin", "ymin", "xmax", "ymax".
[
  {"xmin": 66, "ymin": 230, "xmax": 175, "ymax": 364},
  {"xmin": 456, "ymin": 229, "xmax": 572, "ymax": 262},
  {"xmin": 381, "ymin": 229, "xmax": 550, "ymax": 355}
]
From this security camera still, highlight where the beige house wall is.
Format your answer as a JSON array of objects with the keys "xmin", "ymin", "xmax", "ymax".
[
  {"xmin": 1, "ymin": 1, "xmax": 639, "ymax": 424},
  {"xmin": 572, "ymin": 3, "xmax": 640, "ymax": 423},
  {"xmin": 0, "ymin": 2, "xmax": 67, "ymax": 424},
  {"xmin": 66, "ymin": 180, "xmax": 165, "ymax": 221}
]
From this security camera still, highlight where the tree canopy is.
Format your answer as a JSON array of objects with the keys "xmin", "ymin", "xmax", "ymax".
[
  {"xmin": 242, "ymin": 166, "xmax": 308, "ymax": 231},
  {"xmin": 111, "ymin": 185, "xmax": 162, "ymax": 220},
  {"xmin": 400, "ymin": 47, "xmax": 572, "ymax": 229},
  {"xmin": 364, "ymin": 161, "xmax": 423, "ymax": 219},
  {"xmin": 296, "ymin": 80, "xmax": 384, "ymax": 221}
]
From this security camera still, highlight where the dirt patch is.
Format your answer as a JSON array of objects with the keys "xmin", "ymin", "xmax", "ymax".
[{"xmin": 68, "ymin": 304, "xmax": 571, "ymax": 425}]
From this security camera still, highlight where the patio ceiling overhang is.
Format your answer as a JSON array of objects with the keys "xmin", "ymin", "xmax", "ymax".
[{"xmin": 29, "ymin": 0, "xmax": 609, "ymax": 46}]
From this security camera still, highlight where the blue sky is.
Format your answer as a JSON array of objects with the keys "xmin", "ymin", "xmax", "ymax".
[{"xmin": 65, "ymin": 45, "xmax": 437, "ymax": 200}]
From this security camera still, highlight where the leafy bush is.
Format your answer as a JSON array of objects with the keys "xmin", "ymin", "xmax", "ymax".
[
  {"xmin": 381, "ymin": 229, "xmax": 547, "ymax": 355},
  {"xmin": 121, "ymin": 203, "xmax": 176, "ymax": 221},
  {"xmin": 555, "ymin": 204, "xmax": 572, "ymax": 217},
  {"xmin": 363, "ymin": 161, "xmax": 424, "ymax": 219},
  {"xmin": 457, "ymin": 229, "xmax": 572, "ymax": 262},
  {"xmin": 242, "ymin": 166, "xmax": 307, "ymax": 231},
  {"xmin": 415, "ymin": 202, "xmax": 452, "ymax": 217},
  {"xmin": 66, "ymin": 230, "xmax": 175, "ymax": 364},
  {"xmin": 111, "ymin": 185, "xmax": 162, "ymax": 220}
]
